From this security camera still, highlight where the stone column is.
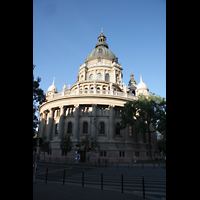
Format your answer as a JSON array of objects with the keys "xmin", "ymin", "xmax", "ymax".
[
  {"xmin": 109, "ymin": 105, "xmax": 114, "ymax": 141},
  {"xmin": 92, "ymin": 104, "xmax": 97, "ymax": 137},
  {"xmin": 58, "ymin": 105, "xmax": 65, "ymax": 140},
  {"xmin": 73, "ymin": 104, "xmax": 79, "ymax": 142},
  {"xmin": 47, "ymin": 108, "xmax": 54, "ymax": 141},
  {"xmin": 113, "ymin": 69, "xmax": 116, "ymax": 83}
]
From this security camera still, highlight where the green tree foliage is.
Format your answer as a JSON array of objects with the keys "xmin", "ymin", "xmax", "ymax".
[
  {"xmin": 120, "ymin": 93, "xmax": 166, "ymax": 160},
  {"xmin": 33, "ymin": 65, "xmax": 46, "ymax": 135},
  {"xmin": 39, "ymin": 136, "xmax": 51, "ymax": 161},
  {"xmin": 81, "ymin": 135, "xmax": 98, "ymax": 152},
  {"xmin": 60, "ymin": 135, "xmax": 73, "ymax": 158}
]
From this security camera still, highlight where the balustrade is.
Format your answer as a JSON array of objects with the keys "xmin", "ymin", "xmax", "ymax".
[{"xmin": 46, "ymin": 88, "xmax": 138, "ymax": 100}]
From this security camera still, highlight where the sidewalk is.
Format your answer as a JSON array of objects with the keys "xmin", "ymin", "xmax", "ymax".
[{"xmin": 33, "ymin": 180, "xmax": 148, "ymax": 200}]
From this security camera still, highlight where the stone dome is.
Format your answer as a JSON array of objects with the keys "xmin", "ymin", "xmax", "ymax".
[
  {"xmin": 137, "ymin": 75, "xmax": 148, "ymax": 90},
  {"xmin": 47, "ymin": 77, "xmax": 58, "ymax": 93},
  {"xmin": 85, "ymin": 46, "xmax": 118, "ymax": 62},
  {"xmin": 85, "ymin": 30, "xmax": 118, "ymax": 62}
]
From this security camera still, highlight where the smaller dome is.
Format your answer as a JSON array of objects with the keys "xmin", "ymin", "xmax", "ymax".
[
  {"xmin": 47, "ymin": 77, "xmax": 58, "ymax": 93},
  {"xmin": 137, "ymin": 75, "xmax": 147, "ymax": 90}
]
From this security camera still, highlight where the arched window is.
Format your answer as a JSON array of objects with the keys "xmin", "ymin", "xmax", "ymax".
[
  {"xmin": 67, "ymin": 122, "xmax": 72, "ymax": 134},
  {"xmin": 105, "ymin": 73, "xmax": 110, "ymax": 81},
  {"xmin": 89, "ymin": 74, "xmax": 93, "ymax": 80},
  {"xmin": 97, "ymin": 73, "xmax": 102, "ymax": 80},
  {"xmin": 99, "ymin": 122, "xmax": 105, "ymax": 134},
  {"xmin": 116, "ymin": 123, "xmax": 120, "ymax": 135},
  {"xmin": 83, "ymin": 122, "xmax": 88, "ymax": 133}
]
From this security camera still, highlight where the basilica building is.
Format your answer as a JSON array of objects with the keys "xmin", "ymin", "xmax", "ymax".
[{"xmin": 38, "ymin": 30, "xmax": 157, "ymax": 163}]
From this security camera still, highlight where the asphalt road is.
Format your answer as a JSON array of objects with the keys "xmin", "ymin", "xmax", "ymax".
[{"xmin": 35, "ymin": 162, "xmax": 166, "ymax": 200}]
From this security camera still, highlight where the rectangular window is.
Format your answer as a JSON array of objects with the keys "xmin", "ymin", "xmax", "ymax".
[
  {"xmin": 47, "ymin": 150, "xmax": 52, "ymax": 155},
  {"xmin": 100, "ymin": 151, "xmax": 106, "ymax": 157},
  {"xmin": 62, "ymin": 150, "xmax": 67, "ymax": 156},
  {"xmin": 135, "ymin": 152, "xmax": 139, "ymax": 157},
  {"xmin": 102, "ymin": 108, "xmax": 105, "ymax": 116},
  {"xmin": 129, "ymin": 126, "xmax": 132, "ymax": 136},
  {"xmin": 119, "ymin": 151, "xmax": 125, "ymax": 157}
]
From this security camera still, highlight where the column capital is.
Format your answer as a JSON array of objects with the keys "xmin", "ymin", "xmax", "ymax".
[
  {"xmin": 59, "ymin": 105, "xmax": 65, "ymax": 109},
  {"xmin": 74, "ymin": 104, "xmax": 79, "ymax": 108},
  {"xmin": 109, "ymin": 105, "xmax": 115, "ymax": 109},
  {"xmin": 48, "ymin": 107, "xmax": 55, "ymax": 112}
]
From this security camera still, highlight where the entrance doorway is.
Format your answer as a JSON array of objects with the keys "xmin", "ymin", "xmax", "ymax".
[{"xmin": 80, "ymin": 150, "xmax": 86, "ymax": 162}]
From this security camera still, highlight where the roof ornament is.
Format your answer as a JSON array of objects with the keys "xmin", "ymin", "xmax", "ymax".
[
  {"xmin": 101, "ymin": 28, "xmax": 103, "ymax": 34},
  {"xmin": 52, "ymin": 77, "xmax": 55, "ymax": 85},
  {"xmin": 131, "ymin": 70, "xmax": 133, "ymax": 78},
  {"xmin": 140, "ymin": 74, "xmax": 143, "ymax": 82}
]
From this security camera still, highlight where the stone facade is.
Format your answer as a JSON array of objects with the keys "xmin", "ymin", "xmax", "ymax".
[{"xmin": 38, "ymin": 30, "xmax": 157, "ymax": 163}]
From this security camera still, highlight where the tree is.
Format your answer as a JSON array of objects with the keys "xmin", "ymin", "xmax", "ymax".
[
  {"xmin": 33, "ymin": 65, "xmax": 46, "ymax": 136},
  {"xmin": 120, "ymin": 93, "xmax": 166, "ymax": 160},
  {"xmin": 60, "ymin": 136, "xmax": 73, "ymax": 161},
  {"xmin": 39, "ymin": 136, "xmax": 51, "ymax": 161},
  {"xmin": 81, "ymin": 135, "xmax": 98, "ymax": 152}
]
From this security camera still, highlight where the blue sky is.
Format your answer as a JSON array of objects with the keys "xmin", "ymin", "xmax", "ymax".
[{"xmin": 33, "ymin": 0, "xmax": 166, "ymax": 99}]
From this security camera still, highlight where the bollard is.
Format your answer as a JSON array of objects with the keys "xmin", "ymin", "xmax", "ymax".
[
  {"xmin": 63, "ymin": 169, "xmax": 65, "ymax": 185},
  {"xmin": 121, "ymin": 174, "xmax": 123, "ymax": 193},
  {"xmin": 45, "ymin": 167, "xmax": 48, "ymax": 183},
  {"xmin": 142, "ymin": 175, "xmax": 145, "ymax": 199},
  {"xmin": 82, "ymin": 170, "xmax": 84, "ymax": 187},
  {"xmin": 101, "ymin": 171, "xmax": 103, "ymax": 190}
]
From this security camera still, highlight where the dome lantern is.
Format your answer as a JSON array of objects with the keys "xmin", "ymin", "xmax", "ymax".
[{"xmin": 85, "ymin": 29, "xmax": 118, "ymax": 63}]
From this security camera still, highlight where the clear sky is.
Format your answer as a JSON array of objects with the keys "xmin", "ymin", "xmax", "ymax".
[{"xmin": 33, "ymin": 0, "xmax": 166, "ymax": 99}]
